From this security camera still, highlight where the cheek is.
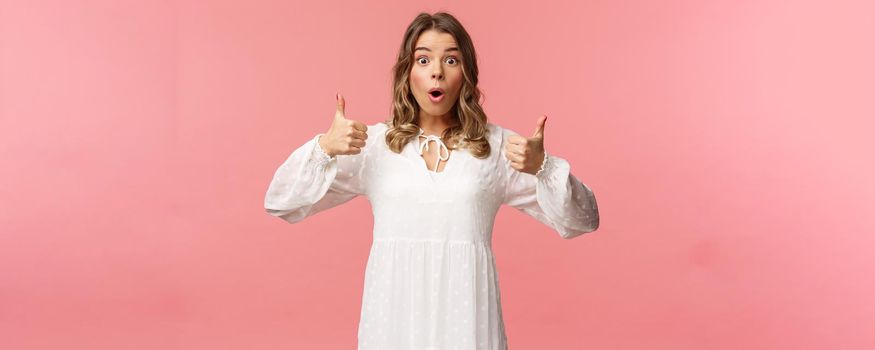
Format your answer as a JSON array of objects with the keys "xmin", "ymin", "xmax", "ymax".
[
  {"xmin": 409, "ymin": 69, "xmax": 427, "ymax": 89},
  {"xmin": 448, "ymin": 70, "xmax": 464, "ymax": 92}
]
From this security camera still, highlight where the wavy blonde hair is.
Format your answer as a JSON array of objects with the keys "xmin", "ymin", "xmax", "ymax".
[{"xmin": 384, "ymin": 12, "xmax": 491, "ymax": 158}]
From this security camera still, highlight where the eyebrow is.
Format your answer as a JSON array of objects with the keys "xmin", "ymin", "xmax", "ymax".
[{"xmin": 414, "ymin": 47, "xmax": 460, "ymax": 53}]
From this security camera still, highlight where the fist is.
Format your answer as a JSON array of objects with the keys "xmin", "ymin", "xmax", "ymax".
[
  {"xmin": 319, "ymin": 93, "xmax": 369, "ymax": 157},
  {"xmin": 504, "ymin": 115, "xmax": 547, "ymax": 175}
]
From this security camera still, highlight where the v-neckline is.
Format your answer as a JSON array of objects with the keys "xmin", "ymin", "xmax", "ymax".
[{"xmin": 405, "ymin": 134, "xmax": 462, "ymax": 184}]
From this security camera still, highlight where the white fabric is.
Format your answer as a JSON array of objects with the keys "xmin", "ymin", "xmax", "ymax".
[
  {"xmin": 264, "ymin": 122, "xmax": 599, "ymax": 350},
  {"xmin": 417, "ymin": 128, "xmax": 451, "ymax": 172}
]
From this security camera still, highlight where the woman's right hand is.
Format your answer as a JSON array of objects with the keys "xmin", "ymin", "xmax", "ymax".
[{"xmin": 318, "ymin": 93, "xmax": 369, "ymax": 157}]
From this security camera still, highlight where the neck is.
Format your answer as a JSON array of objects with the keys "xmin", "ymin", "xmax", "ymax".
[{"xmin": 417, "ymin": 111, "xmax": 457, "ymax": 136}]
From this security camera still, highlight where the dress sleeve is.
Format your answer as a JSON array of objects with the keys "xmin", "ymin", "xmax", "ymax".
[
  {"xmin": 500, "ymin": 128, "xmax": 600, "ymax": 239},
  {"xmin": 264, "ymin": 132, "xmax": 367, "ymax": 224}
]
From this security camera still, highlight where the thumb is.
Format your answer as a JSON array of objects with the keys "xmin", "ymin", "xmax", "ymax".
[
  {"xmin": 531, "ymin": 114, "xmax": 547, "ymax": 139},
  {"xmin": 335, "ymin": 92, "xmax": 346, "ymax": 120}
]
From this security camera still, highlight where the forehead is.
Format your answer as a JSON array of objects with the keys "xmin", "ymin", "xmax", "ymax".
[{"xmin": 414, "ymin": 30, "xmax": 457, "ymax": 50}]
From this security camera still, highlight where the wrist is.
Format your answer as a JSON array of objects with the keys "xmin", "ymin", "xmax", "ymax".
[
  {"xmin": 315, "ymin": 134, "xmax": 336, "ymax": 158},
  {"xmin": 534, "ymin": 152, "xmax": 549, "ymax": 177}
]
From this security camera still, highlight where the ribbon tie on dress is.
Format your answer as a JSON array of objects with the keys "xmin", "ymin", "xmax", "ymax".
[{"xmin": 417, "ymin": 129, "xmax": 450, "ymax": 172}]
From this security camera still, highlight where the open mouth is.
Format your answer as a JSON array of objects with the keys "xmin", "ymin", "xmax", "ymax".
[{"xmin": 428, "ymin": 88, "xmax": 445, "ymax": 102}]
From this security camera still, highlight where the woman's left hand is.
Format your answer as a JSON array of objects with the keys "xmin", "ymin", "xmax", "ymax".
[{"xmin": 504, "ymin": 115, "xmax": 547, "ymax": 175}]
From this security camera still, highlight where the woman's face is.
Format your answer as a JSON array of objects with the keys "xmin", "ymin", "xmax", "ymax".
[{"xmin": 409, "ymin": 29, "xmax": 463, "ymax": 120}]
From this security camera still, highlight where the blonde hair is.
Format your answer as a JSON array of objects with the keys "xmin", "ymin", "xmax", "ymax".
[{"xmin": 384, "ymin": 12, "xmax": 491, "ymax": 158}]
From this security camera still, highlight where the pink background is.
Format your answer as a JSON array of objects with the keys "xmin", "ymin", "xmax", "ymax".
[{"xmin": 2, "ymin": 0, "xmax": 874, "ymax": 349}]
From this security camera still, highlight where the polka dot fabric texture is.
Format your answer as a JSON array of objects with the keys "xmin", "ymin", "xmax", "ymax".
[{"xmin": 265, "ymin": 122, "xmax": 599, "ymax": 350}]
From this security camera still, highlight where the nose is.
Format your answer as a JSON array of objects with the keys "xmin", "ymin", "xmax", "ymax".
[{"xmin": 431, "ymin": 65, "xmax": 443, "ymax": 80}]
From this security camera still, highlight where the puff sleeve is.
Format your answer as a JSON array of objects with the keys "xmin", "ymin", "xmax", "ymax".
[
  {"xmin": 264, "ymin": 131, "xmax": 369, "ymax": 224},
  {"xmin": 500, "ymin": 127, "xmax": 600, "ymax": 239}
]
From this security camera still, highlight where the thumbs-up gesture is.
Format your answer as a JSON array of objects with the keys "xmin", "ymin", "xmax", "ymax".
[
  {"xmin": 318, "ymin": 93, "xmax": 369, "ymax": 157},
  {"xmin": 504, "ymin": 115, "xmax": 547, "ymax": 175}
]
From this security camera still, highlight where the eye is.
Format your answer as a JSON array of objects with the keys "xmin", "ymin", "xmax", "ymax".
[
  {"xmin": 446, "ymin": 57, "xmax": 459, "ymax": 65},
  {"xmin": 417, "ymin": 56, "xmax": 429, "ymax": 65}
]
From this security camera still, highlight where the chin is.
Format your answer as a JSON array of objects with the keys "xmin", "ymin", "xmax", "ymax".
[
  {"xmin": 415, "ymin": 97, "xmax": 456, "ymax": 118},
  {"xmin": 421, "ymin": 106, "xmax": 451, "ymax": 116}
]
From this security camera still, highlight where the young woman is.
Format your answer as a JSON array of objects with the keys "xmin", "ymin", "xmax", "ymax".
[{"xmin": 264, "ymin": 12, "xmax": 599, "ymax": 350}]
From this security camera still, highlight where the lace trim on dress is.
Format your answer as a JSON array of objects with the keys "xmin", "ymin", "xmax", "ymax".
[
  {"xmin": 312, "ymin": 134, "xmax": 334, "ymax": 166},
  {"xmin": 534, "ymin": 152, "xmax": 552, "ymax": 178}
]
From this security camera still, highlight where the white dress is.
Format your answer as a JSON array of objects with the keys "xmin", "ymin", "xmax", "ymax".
[{"xmin": 264, "ymin": 121, "xmax": 599, "ymax": 350}]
